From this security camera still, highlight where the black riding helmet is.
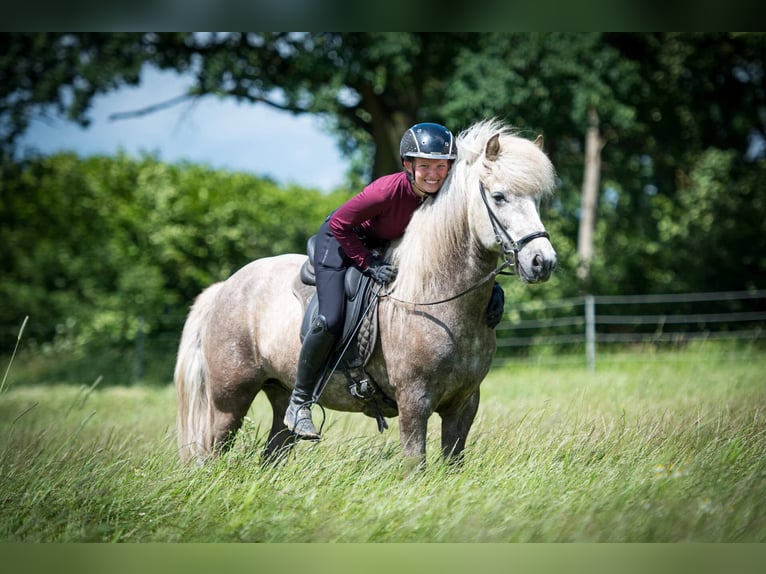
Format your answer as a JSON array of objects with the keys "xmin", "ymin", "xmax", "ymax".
[{"xmin": 399, "ymin": 122, "xmax": 457, "ymax": 164}]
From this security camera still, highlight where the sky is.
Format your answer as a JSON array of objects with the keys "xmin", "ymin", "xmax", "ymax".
[{"xmin": 17, "ymin": 67, "xmax": 350, "ymax": 193}]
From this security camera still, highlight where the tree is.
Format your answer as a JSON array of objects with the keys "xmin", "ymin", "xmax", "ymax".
[
  {"xmin": 442, "ymin": 32, "xmax": 766, "ymax": 295},
  {"xmin": 1, "ymin": 32, "xmax": 479, "ymax": 180},
  {"xmin": 577, "ymin": 107, "xmax": 605, "ymax": 282},
  {"xmin": 590, "ymin": 33, "xmax": 766, "ymax": 294},
  {"xmin": 0, "ymin": 152, "xmax": 341, "ymax": 352},
  {"xmin": 0, "ymin": 33, "xmax": 146, "ymax": 161},
  {"xmin": 3, "ymin": 32, "xmax": 765, "ymax": 302}
]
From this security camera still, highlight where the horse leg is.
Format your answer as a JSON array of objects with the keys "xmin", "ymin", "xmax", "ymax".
[
  {"xmin": 209, "ymin": 410, "xmax": 247, "ymax": 455},
  {"xmin": 439, "ymin": 389, "xmax": 480, "ymax": 465},
  {"xmin": 260, "ymin": 379, "xmax": 297, "ymax": 464},
  {"xmin": 396, "ymin": 386, "xmax": 432, "ymax": 469},
  {"xmin": 209, "ymin": 379, "xmax": 259, "ymax": 456}
]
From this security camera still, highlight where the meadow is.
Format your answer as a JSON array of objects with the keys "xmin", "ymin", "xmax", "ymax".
[{"xmin": 1, "ymin": 345, "xmax": 765, "ymax": 542}]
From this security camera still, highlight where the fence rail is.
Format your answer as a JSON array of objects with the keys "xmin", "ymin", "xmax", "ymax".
[
  {"xmin": 4, "ymin": 289, "xmax": 765, "ymax": 384},
  {"xmin": 494, "ymin": 289, "xmax": 766, "ymax": 369}
]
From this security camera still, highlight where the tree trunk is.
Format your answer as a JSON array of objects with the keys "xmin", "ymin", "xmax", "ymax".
[
  {"xmin": 358, "ymin": 84, "xmax": 413, "ymax": 179},
  {"xmin": 577, "ymin": 106, "xmax": 605, "ymax": 283},
  {"xmin": 371, "ymin": 114, "xmax": 409, "ymax": 179}
]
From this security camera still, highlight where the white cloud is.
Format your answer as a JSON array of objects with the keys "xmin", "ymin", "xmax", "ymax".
[{"xmin": 18, "ymin": 68, "xmax": 350, "ymax": 192}]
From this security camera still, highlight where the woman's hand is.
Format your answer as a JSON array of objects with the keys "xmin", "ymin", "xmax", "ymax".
[{"xmin": 364, "ymin": 259, "xmax": 398, "ymax": 284}]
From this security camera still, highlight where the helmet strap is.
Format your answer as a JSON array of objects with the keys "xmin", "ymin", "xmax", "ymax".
[
  {"xmin": 403, "ymin": 159, "xmax": 416, "ymax": 185},
  {"xmin": 404, "ymin": 160, "xmax": 435, "ymax": 197}
]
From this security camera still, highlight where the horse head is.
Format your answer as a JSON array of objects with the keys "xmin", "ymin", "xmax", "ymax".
[{"xmin": 460, "ymin": 121, "xmax": 558, "ymax": 284}]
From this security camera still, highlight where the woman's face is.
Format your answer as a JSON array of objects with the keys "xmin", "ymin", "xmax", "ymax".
[{"xmin": 406, "ymin": 157, "xmax": 451, "ymax": 196}]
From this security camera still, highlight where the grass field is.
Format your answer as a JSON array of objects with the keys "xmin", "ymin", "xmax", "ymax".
[{"xmin": 1, "ymin": 345, "xmax": 765, "ymax": 542}]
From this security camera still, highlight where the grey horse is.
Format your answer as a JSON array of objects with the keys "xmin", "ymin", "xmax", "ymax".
[{"xmin": 174, "ymin": 118, "xmax": 557, "ymax": 467}]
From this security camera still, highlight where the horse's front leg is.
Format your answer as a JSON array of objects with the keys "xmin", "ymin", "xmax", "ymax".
[
  {"xmin": 396, "ymin": 383, "xmax": 432, "ymax": 468},
  {"xmin": 439, "ymin": 388, "xmax": 480, "ymax": 464}
]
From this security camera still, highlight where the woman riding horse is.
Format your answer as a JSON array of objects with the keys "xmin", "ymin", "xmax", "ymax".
[
  {"xmin": 175, "ymin": 118, "xmax": 556, "ymax": 465},
  {"xmin": 284, "ymin": 122, "xmax": 505, "ymax": 439}
]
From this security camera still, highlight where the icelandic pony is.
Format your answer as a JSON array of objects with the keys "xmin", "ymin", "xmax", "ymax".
[{"xmin": 175, "ymin": 118, "xmax": 557, "ymax": 466}]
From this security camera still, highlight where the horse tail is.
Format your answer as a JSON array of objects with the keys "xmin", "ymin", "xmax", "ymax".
[{"xmin": 174, "ymin": 281, "xmax": 224, "ymax": 464}]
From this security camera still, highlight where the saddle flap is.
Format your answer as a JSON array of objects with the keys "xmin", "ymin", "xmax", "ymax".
[
  {"xmin": 306, "ymin": 234, "xmax": 316, "ymax": 263},
  {"xmin": 297, "ymin": 269, "xmax": 377, "ymax": 364},
  {"xmin": 344, "ymin": 266, "xmax": 364, "ymax": 300},
  {"xmin": 300, "ymin": 235, "xmax": 317, "ymax": 285}
]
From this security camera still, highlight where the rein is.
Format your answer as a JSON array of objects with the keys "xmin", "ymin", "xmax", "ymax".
[
  {"xmin": 379, "ymin": 180, "xmax": 548, "ymax": 307},
  {"xmin": 381, "ymin": 260, "xmax": 512, "ymax": 307}
]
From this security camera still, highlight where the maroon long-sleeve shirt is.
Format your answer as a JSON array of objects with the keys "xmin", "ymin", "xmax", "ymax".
[{"xmin": 328, "ymin": 171, "xmax": 422, "ymax": 269}]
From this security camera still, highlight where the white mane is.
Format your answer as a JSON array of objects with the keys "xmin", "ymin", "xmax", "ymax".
[{"xmin": 389, "ymin": 118, "xmax": 555, "ymax": 301}]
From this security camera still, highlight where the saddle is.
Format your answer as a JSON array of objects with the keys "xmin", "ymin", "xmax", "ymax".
[{"xmin": 292, "ymin": 235, "xmax": 396, "ymax": 431}]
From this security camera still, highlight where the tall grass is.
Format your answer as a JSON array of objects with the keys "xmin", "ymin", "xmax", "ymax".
[
  {"xmin": 1, "ymin": 346, "xmax": 764, "ymax": 542},
  {"xmin": 0, "ymin": 315, "xmax": 28, "ymax": 394}
]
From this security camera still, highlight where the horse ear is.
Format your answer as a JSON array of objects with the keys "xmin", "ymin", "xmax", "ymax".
[
  {"xmin": 485, "ymin": 133, "xmax": 501, "ymax": 161},
  {"xmin": 533, "ymin": 134, "xmax": 544, "ymax": 149}
]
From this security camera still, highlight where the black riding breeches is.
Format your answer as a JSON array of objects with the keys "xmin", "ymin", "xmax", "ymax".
[{"xmin": 313, "ymin": 220, "xmax": 351, "ymax": 336}]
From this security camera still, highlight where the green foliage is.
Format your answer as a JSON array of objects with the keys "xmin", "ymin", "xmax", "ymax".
[
  {"xmin": 2, "ymin": 32, "xmax": 766, "ymax": 357},
  {"xmin": 1, "ymin": 152, "xmax": 340, "ymax": 355},
  {"xmin": 657, "ymin": 150, "xmax": 766, "ymax": 291},
  {"xmin": 440, "ymin": 32, "xmax": 766, "ymax": 297},
  {"xmin": 1, "ymin": 347, "xmax": 764, "ymax": 541}
]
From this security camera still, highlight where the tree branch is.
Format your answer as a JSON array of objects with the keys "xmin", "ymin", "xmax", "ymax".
[
  {"xmin": 108, "ymin": 88, "xmax": 310, "ymax": 122},
  {"xmin": 108, "ymin": 94, "xmax": 194, "ymax": 121}
]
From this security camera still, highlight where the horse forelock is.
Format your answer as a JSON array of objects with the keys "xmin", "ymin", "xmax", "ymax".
[
  {"xmin": 465, "ymin": 118, "xmax": 556, "ymax": 197},
  {"xmin": 456, "ymin": 117, "xmax": 512, "ymax": 165}
]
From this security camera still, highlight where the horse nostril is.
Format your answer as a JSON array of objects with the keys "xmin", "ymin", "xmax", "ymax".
[{"xmin": 533, "ymin": 254, "xmax": 543, "ymax": 270}]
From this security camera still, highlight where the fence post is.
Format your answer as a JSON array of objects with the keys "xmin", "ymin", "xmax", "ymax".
[
  {"xmin": 135, "ymin": 315, "xmax": 145, "ymax": 384},
  {"xmin": 585, "ymin": 295, "xmax": 596, "ymax": 371}
]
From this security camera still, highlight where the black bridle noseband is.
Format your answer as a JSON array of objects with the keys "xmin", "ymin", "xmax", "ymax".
[
  {"xmin": 478, "ymin": 181, "xmax": 549, "ymax": 275},
  {"xmin": 380, "ymin": 181, "xmax": 550, "ymax": 307}
]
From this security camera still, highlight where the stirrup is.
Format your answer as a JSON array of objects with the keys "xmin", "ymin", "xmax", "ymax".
[{"xmin": 284, "ymin": 402, "xmax": 321, "ymax": 440}]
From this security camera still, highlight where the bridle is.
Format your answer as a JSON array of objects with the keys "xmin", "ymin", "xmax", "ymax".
[
  {"xmin": 478, "ymin": 180, "xmax": 550, "ymax": 276},
  {"xmin": 379, "ymin": 180, "xmax": 549, "ymax": 307}
]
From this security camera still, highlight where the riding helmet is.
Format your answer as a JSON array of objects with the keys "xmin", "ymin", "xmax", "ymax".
[{"xmin": 400, "ymin": 122, "xmax": 457, "ymax": 163}]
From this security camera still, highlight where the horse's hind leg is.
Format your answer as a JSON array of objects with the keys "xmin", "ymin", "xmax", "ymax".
[
  {"xmin": 260, "ymin": 379, "xmax": 297, "ymax": 464},
  {"xmin": 210, "ymin": 410, "xmax": 246, "ymax": 455},
  {"xmin": 208, "ymin": 379, "xmax": 259, "ymax": 457}
]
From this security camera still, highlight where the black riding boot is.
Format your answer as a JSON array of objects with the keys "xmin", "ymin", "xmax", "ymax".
[{"xmin": 284, "ymin": 314, "xmax": 337, "ymax": 439}]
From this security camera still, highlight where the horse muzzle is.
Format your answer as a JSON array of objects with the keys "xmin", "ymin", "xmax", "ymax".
[{"xmin": 517, "ymin": 244, "xmax": 557, "ymax": 284}]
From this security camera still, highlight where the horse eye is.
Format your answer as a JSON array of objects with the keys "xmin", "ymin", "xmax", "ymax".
[{"xmin": 491, "ymin": 192, "xmax": 507, "ymax": 204}]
